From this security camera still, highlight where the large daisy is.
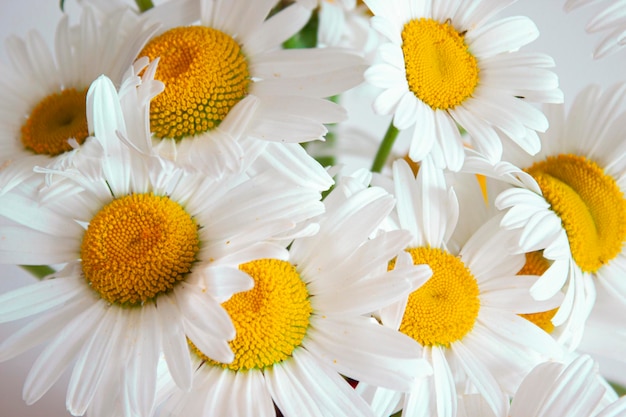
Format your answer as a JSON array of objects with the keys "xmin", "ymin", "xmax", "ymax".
[
  {"xmin": 0, "ymin": 74, "xmax": 325, "ymax": 417},
  {"xmin": 360, "ymin": 158, "xmax": 563, "ymax": 417},
  {"xmin": 564, "ymin": 0, "xmax": 626, "ymax": 58},
  {"xmin": 125, "ymin": 0, "xmax": 364, "ymax": 188},
  {"xmin": 155, "ymin": 171, "xmax": 433, "ymax": 417},
  {"xmin": 0, "ymin": 5, "xmax": 157, "ymax": 195},
  {"xmin": 489, "ymin": 83, "xmax": 626, "ymax": 350},
  {"xmin": 362, "ymin": 0, "xmax": 563, "ymax": 171}
]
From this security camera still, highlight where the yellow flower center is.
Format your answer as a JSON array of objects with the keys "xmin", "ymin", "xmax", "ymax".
[
  {"xmin": 517, "ymin": 251, "xmax": 557, "ymax": 333},
  {"xmin": 399, "ymin": 247, "xmax": 480, "ymax": 347},
  {"xmin": 192, "ymin": 258, "xmax": 312, "ymax": 371},
  {"xmin": 526, "ymin": 154, "xmax": 626, "ymax": 273},
  {"xmin": 401, "ymin": 18, "xmax": 479, "ymax": 110},
  {"xmin": 138, "ymin": 26, "xmax": 250, "ymax": 140},
  {"xmin": 81, "ymin": 193, "xmax": 199, "ymax": 305},
  {"xmin": 20, "ymin": 88, "xmax": 89, "ymax": 156}
]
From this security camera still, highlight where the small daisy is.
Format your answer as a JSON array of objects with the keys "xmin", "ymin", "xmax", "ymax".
[
  {"xmin": 489, "ymin": 83, "xmax": 626, "ymax": 350},
  {"xmin": 362, "ymin": 0, "xmax": 563, "ymax": 171},
  {"xmin": 458, "ymin": 354, "xmax": 626, "ymax": 417},
  {"xmin": 156, "ymin": 172, "xmax": 433, "ymax": 417},
  {"xmin": 361, "ymin": 158, "xmax": 563, "ymax": 417},
  {"xmin": 0, "ymin": 74, "xmax": 325, "ymax": 417},
  {"xmin": 564, "ymin": 0, "xmax": 626, "ymax": 58},
  {"xmin": 0, "ymin": 5, "xmax": 157, "ymax": 194},
  {"xmin": 127, "ymin": 0, "xmax": 364, "ymax": 187}
]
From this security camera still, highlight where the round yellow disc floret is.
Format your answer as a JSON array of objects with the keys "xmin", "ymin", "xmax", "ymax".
[
  {"xmin": 191, "ymin": 258, "xmax": 311, "ymax": 371},
  {"xmin": 81, "ymin": 193, "xmax": 199, "ymax": 305},
  {"xmin": 526, "ymin": 154, "xmax": 626, "ymax": 273},
  {"xmin": 138, "ymin": 26, "xmax": 250, "ymax": 140},
  {"xmin": 401, "ymin": 18, "xmax": 479, "ymax": 110},
  {"xmin": 20, "ymin": 88, "xmax": 89, "ymax": 156},
  {"xmin": 400, "ymin": 247, "xmax": 480, "ymax": 347}
]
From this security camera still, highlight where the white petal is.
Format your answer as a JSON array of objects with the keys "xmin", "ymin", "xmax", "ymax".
[
  {"xmin": 23, "ymin": 300, "xmax": 108, "ymax": 405},
  {"xmin": 156, "ymin": 293, "xmax": 193, "ymax": 391}
]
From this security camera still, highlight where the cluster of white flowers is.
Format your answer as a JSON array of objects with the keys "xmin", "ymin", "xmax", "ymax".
[{"xmin": 0, "ymin": 1, "xmax": 625, "ymax": 417}]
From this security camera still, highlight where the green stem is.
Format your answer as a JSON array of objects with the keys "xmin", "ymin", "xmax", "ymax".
[
  {"xmin": 20, "ymin": 265, "xmax": 56, "ymax": 280},
  {"xmin": 135, "ymin": 0, "xmax": 155, "ymax": 13},
  {"xmin": 371, "ymin": 122, "xmax": 400, "ymax": 173}
]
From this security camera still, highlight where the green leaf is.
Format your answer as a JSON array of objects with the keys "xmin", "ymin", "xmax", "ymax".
[
  {"xmin": 135, "ymin": 0, "xmax": 154, "ymax": 13},
  {"xmin": 610, "ymin": 381, "xmax": 626, "ymax": 397},
  {"xmin": 20, "ymin": 265, "xmax": 56, "ymax": 280}
]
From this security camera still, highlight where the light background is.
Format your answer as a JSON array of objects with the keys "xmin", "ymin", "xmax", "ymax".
[{"xmin": 0, "ymin": 1, "xmax": 624, "ymax": 416}]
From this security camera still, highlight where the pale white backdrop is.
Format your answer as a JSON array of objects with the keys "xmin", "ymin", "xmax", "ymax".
[{"xmin": 0, "ymin": 1, "xmax": 624, "ymax": 417}]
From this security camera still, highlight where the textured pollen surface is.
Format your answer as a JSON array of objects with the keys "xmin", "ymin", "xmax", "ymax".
[
  {"xmin": 193, "ymin": 259, "xmax": 312, "ymax": 371},
  {"xmin": 402, "ymin": 18, "xmax": 479, "ymax": 110},
  {"xmin": 526, "ymin": 154, "xmax": 626, "ymax": 273},
  {"xmin": 81, "ymin": 193, "xmax": 199, "ymax": 305},
  {"xmin": 139, "ymin": 26, "xmax": 250, "ymax": 140},
  {"xmin": 400, "ymin": 247, "xmax": 480, "ymax": 347},
  {"xmin": 20, "ymin": 88, "xmax": 89, "ymax": 156}
]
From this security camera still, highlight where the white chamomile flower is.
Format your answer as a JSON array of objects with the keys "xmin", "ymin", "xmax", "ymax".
[
  {"xmin": 564, "ymin": 0, "xmax": 626, "ymax": 58},
  {"xmin": 0, "ymin": 74, "xmax": 325, "ymax": 417},
  {"xmin": 127, "ymin": 0, "xmax": 365, "ymax": 189},
  {"xmin": 0, "ymin": 5, "xmax": 157, "ymax": 194},
  {"xmin": 458, "ymin": 354, "xmax": 626, "ymax": 417},
  {"xmin": 486, "ymin": 83, "xmax": 626, "ymax": 350},
  {"xmin": 362, "ymin": 0, "xmax": 563, "ymax": 171},
  {"xmin": 360, "ymin": 158, "xmax": 563, "ymax": 417},
  {"xmin": 156, "ymin": 173, "xmax": 433, "ymax": 417}
]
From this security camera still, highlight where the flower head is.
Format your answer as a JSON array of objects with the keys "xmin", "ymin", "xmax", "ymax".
[
  {"xmin": 157, "ymin": 172, "xmax": 433, "ymax": 417},
  {"xmin": 0, "ymin": 6, "xmax": 157, "ymax": 195},
  {"xmin": 362, "ymin": 0, "xmax": 563, "ymax": 171},
  {"xmin": 0, "ymin": 73, "xmax": 325, "ymax": 417}
]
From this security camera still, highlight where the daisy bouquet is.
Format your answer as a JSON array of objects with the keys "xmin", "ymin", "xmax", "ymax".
[{"xmin": 0, "ymin": 1, "xmax": 625, "ymax": 417}]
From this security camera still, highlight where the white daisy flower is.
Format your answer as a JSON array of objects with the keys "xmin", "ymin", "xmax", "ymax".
[
  {"xmin": 0, "ymin": 74, "xmax": 325, "ymax": 417},
  {"xmin": 126, "ymin": 0, "xmax": 365, "ymax": 188},
  {"xmin": 485, "ymin": 83, "xmax": 626, "ymax": 350},
  {"xmin": 458, "ymin": 354, "xmax": 626, "ymax": 417},
  {"xmin": 156, "ymin": 173, "xmax": 433, "ymax": 417},
  {"xmin": 360, "ymin": 158, "xmax": 563, "ymax": 417},
  {"xmin": 564, "ymin": 0, "xmax": 626, "ymax": 58},
  {"xmin": 362, "ymin": 0, "xmax": 563, "ymax": 171},
  {"xmin": 0, "ymin": 5, "xmax": 158, "ymax": 195}
]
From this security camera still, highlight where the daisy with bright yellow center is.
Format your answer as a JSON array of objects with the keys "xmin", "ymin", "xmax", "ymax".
[
  {"xmin": 0, "ymin": 6, "xmax": 157, "ymax": 195},
  {"xmin": 0, "ymin": 75, "xmax": 326, "ymax": 417},
  {"xmin": 156, "ymin": 175, "xmax": 433, "ymax": 417},
  {"xmin": 130, "ymin": 0, "xmax": 364, "ymax": 189},
  {"xmin": 363, "ymin": 158, "xmax": 562, "ymax": 417},
  {"xmin": 361, "ymin": 0, "xmax": 563, "ymax": 171},
  {"xmin": 494, "ymin": 84, "xmax": 626, "ymax": 350}
]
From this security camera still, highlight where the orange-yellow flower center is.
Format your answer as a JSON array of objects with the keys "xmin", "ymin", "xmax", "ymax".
[
  {"xmin": 517, "ymin": 251, "xmax": 558, "ymax": 333},
  {"xmin": 191, "ymin": 258, "xmax": 311, "ymax": 371},
  {"xmin": 400, "ymin": 247, "xmax": 480, "ymax": 347},
  {"xmin": 138, "ymin": 26, "xmax": 250, "ymax": 140},
  {"xmin": 20, "ymin": 88, "xmax": 89, "ymax": 156},
  {"xmin": 526, "ymin": 154, "xmax": 626, "ymax": 273},
  {"xmin": 401, "ymin": 18, "xmax": 479, "ymax": 110},
  {"xmin": 81, "ymin": 193, "xmax": 199, "ymax": 305}
]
